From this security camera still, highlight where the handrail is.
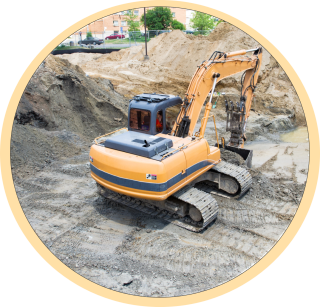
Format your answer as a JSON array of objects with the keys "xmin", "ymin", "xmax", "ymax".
[
  {"xmin": 94, "ymin": 127, "xmax": 128, "ymax": 145},
  {"xmin": 199, "ymin": 114, "xmax": 219, "ymax": 148}
]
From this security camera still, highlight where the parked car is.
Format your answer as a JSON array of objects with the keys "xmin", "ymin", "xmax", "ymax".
[
  {"xmin": 78, "ymin": 37, "xmax": 103, "ymax": 45},
  {"xmin": 184, "ymin": 30, "xmax": 194, "ymax": 34},
  {"xmin": 105, "ymin": 34, "xmax": 125, "ymax": 40}
]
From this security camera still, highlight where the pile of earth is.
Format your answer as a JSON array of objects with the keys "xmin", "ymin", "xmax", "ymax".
[
  {"xmin": 56, "ymin": 22, "xmax": 306, "ymax": 126},
  {"xmin": 220, "ymin": 148, "xmax": 246, "ymax": 166},
  {"xmin": 11, "ymin": 55, "xmax": 128, "ymax": 177}
]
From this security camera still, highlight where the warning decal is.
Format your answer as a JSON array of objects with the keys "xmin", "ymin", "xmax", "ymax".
[{"xmin": 146, "ymin": 174, "xmax": 157, "ymax": 180}]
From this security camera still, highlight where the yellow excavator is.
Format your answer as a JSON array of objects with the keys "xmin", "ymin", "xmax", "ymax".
[{"xmin": 89, "ymin": 47, "xmax": 262, "ymax": 232}]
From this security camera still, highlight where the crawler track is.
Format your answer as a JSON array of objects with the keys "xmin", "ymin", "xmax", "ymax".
[
  {"xmin": 97, "ymin": 184, "xmax": 218, "ymax": 232},
  {"xmin": 208, "ymin": 161, "xmax": 252, "ymax": 198},
  {"xmin": 97, "ymin": 161, "xmax": 251, "ymax": 232}
]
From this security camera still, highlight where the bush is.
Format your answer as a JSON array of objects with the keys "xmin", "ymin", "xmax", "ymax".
[
  {"xmin": 171, "ymin": 20, "xmax": 186, "ymax": 30},
  {"xmin": 86, "ymin": 31, "xmax": 93, "ymax": 39}
]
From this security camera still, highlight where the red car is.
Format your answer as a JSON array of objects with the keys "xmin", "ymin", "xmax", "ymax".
[{"xmin": 105, "ymin": 34, "xmax": 125, "ymax": 40}]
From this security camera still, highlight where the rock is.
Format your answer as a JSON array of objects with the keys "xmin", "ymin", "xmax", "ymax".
[
  {"xmin": 118, "ymin": 273, "xmax": 133, "ymax": 286},
  {"xmin": 283, "ymin": 188, "xmax": 290, "ymax": 194},
  {"xmin": 268, "ymin": 115, "xmax": 293, "ymax": 131}
]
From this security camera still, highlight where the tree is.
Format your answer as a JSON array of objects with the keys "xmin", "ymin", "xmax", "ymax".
[
  {"xmin": 171, "ymin": 20, "xmax": 186, "ymax": 30},
  {"xmin": 140, "ymin": 7, "xmax": 173, "ymax": 30},
  {"xmin": 86, "ymin": 31, "xmax": 93, "ymax": 38},
  {"xmin": 190, "ymin": 12, "xmax": 217, "ymax": 31},
  {"xmin": 124, "ymin": 10, "xmax": 140, "ymax": 32}
]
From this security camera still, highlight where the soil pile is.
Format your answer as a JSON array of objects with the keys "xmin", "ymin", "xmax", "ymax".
[
  {"xmin": 16, "ymin": 55, "xmax": 127, "ymax": 136},
  {"xmin": 11, "ymin": 55, "xmax": 128, "ymax": 176},
  {"xmin": 220, "ymin": 148, "xmax": 245, "ymax": 166},
  {"xmin": 57, "ymin": 22, "xmax": 305, "ymax": 125}
]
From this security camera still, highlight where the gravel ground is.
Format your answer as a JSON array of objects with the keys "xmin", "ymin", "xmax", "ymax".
[{"xmin": 12, "ymin": 129, "xmax": 307, "ymax": 297}]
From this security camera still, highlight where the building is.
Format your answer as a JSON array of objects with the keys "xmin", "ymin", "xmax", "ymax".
[
  {"xmin": 77, "ymin": 7, "xmax": 188, "ymax": 38},
  {"xmin": 186, "ymin": 10, "xmax": 194, "ymax": 30}
]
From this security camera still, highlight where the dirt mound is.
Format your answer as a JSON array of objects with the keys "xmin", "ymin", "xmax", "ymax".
[
  {"xmin": 57, "ymin": 53, "xmax": 104, "ymax": 65},
  {"xmin": 220, "ymin": 148, "xmax": 245, "ymax": 166},
  {"xmin": 207, "ymin": 22, "xmax": 235, "ymax": 41},
  {"xmin": 11, "ymin": 55, "xmax": 128, "ymax": 175},
  {"xmin": 16, "ymin": 55, "xmax": 127, "ymax": 138},
  {"xmin": 56, "ymin": 22, "xmax": 306, "ymax": 125}
]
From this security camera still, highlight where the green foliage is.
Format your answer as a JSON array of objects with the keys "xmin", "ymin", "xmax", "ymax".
[
  {"xmin": 171, "ymin": 20, "xmax": 186, "ymax": 30},
  {"xmin": 140, "ymin": 7, "xmax": 173, "ymax": 30},
  {"xmin": 190, "ymin": 12, "xmax": 218, "ymax": 31},
  {"xmin": 86, "ymin": 31, "xmax": 93, "ymax": 38},
  {"xmin": 125, "ymin": 10, "xmax": 140, "ymax": 32}
]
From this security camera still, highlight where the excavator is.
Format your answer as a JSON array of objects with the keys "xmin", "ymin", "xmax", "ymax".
[{"xmin": 89, "ymin": 47, "xmax": 262, "ymax": 232}]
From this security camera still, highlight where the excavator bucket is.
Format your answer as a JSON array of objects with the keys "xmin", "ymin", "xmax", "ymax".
[{"xmin": 216, "ymin": 143, "xmax": 253, "ymax": 168}]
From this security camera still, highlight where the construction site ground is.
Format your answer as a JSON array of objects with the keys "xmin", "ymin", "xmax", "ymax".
[{"xmin": 11, "ymin": 23, "xmax": 309, "ymax": 297}]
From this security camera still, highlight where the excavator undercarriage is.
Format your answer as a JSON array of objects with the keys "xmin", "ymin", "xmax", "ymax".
[{"xmin": 97, "ymin": 160, "xmax": 251, "ymax": 232}]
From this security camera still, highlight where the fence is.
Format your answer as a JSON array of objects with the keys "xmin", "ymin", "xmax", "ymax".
[
  {"xmin": 55, "ymin": 29, "xmax": 214, "ymax": 50},
  {"xmin": 127, "ymin": 30, "xmax": 213, "ymax": 46},
  {"xmin": 129, "ymin": 29, "xmax": 211, "ymax": 40}
]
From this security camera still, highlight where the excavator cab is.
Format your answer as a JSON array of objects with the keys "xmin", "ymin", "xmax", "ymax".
[
  {"xmin": 128, "ymin": 93, "xmax": 182, "ymax": 135},
  {"xmin": 101, "ymin": 93, "xmax": 183, "ymax": 160}
]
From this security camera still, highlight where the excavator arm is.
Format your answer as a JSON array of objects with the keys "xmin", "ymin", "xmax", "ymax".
[{"xmin": 171, "ymin": 47, "xmax": 262, "ymax": 148}]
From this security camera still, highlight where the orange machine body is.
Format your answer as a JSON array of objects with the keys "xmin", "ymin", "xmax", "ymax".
[
  {"xmin": 90, "ymin": 48, "xmax": 262, "ymax": 200},
  {"xmin": 90, "ymin": 134, "xmax": 220, "ymax": 201}
]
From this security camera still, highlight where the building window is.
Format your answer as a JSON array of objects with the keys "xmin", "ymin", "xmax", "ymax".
[
  {"xmin": 113, "ymin": 20, "xmax": 119, "ymax": 26},
  {"xmin": 121, "ymin": 21, "xmax": 126, "ymax": 26},
  {"xmin": 172, "ymin": 12, "xmax": 176, "ymax": 17},
  {"xmin": 134, "ymin": 10, "xmax": 139, "ymax": 16}
]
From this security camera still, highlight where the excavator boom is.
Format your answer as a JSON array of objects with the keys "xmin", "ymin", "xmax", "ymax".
[{"xmin": 172, "ymin": 47, "xmax": 262, "ymax": 148}]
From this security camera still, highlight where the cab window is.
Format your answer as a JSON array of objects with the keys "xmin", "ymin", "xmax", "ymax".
[
  {"xmin": 165, "ymin": 104, "xmax": 181, "ymax": 132},
  {"xmin": 130, "ymin": 108, "xmax": 151, "ymax": 131},
  {"xmin": 156, "ymin": 110, "xmax": 163, "ymax": 133}
]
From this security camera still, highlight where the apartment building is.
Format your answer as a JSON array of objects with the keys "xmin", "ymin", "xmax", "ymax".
[
  {"xmin": 186, "ymin": 10, "xmax": 194, "ymax": 30},
  {"xmin": 77, "ymin": 7, "xmax": 188, "ymax": 37}
]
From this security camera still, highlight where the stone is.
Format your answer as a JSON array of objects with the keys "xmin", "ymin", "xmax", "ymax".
[{"xmin": 118, "ymin": 273, "xmax": 133, "ymax": 286}]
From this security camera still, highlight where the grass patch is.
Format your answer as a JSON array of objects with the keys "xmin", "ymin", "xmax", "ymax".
[{"xmin": 106, "ymin": 47, "xmax": 128, "ymax": 49}]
